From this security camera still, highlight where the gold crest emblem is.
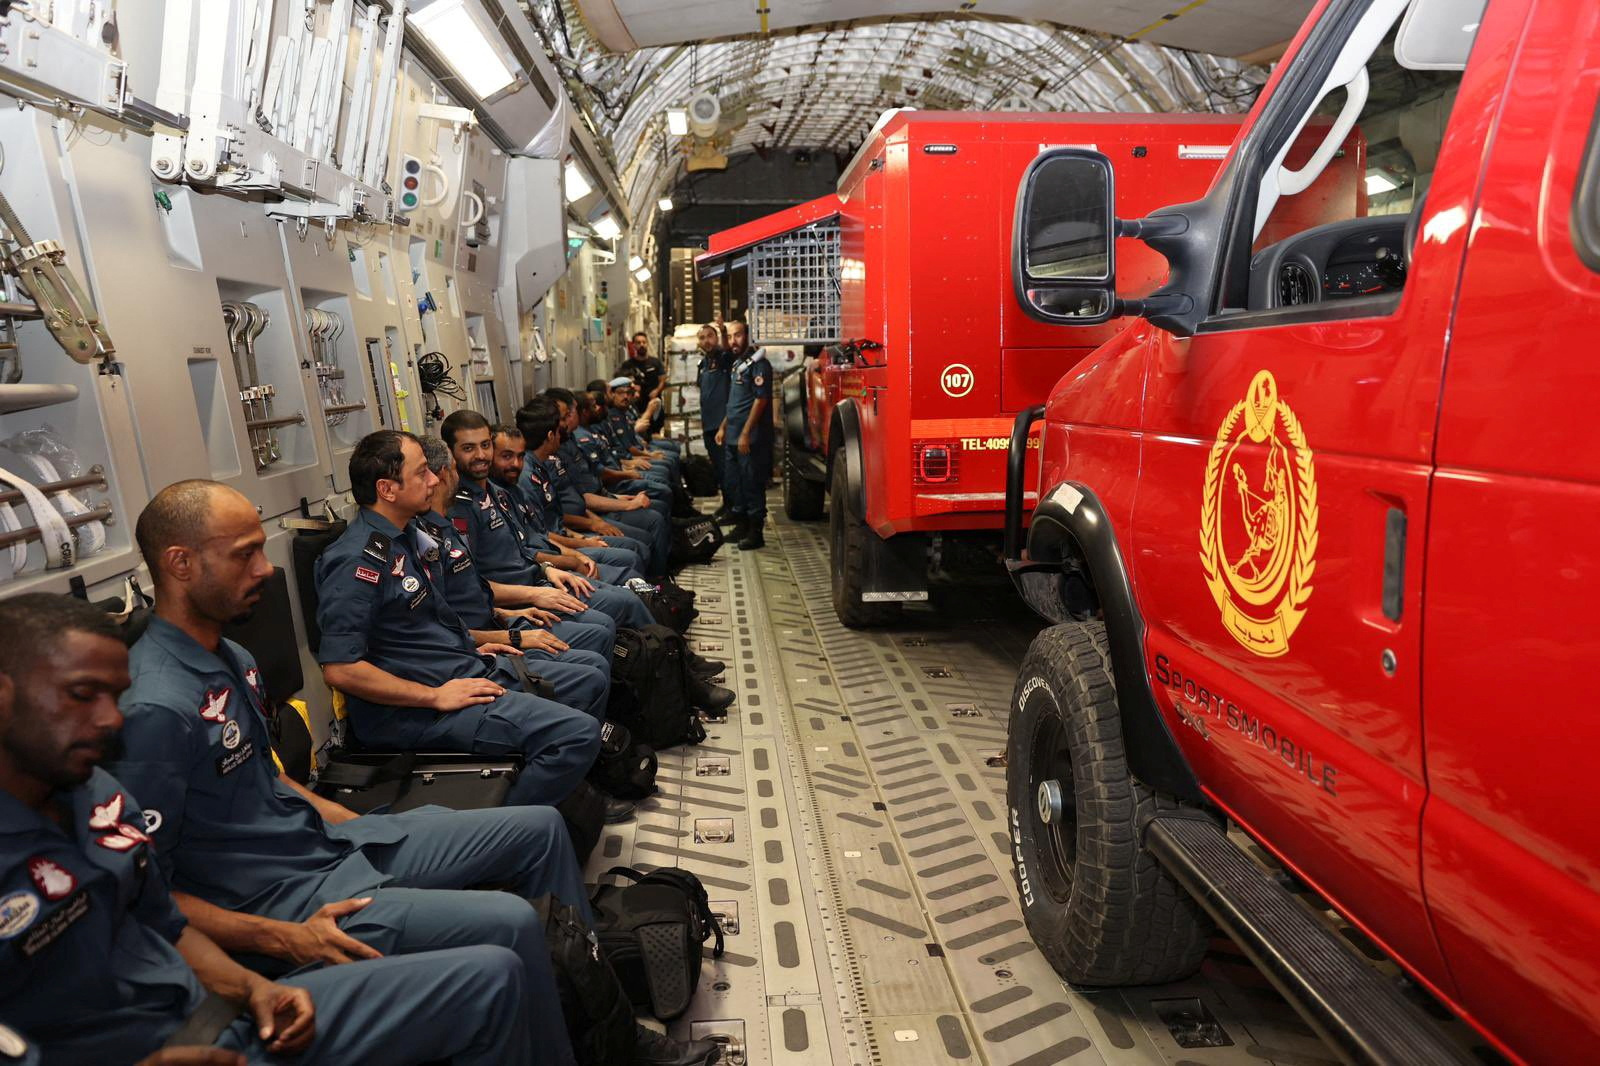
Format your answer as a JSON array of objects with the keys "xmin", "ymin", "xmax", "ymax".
[{"xmin": 1199, "ymin": 370, "xmax": 1318, "ymax": 657}]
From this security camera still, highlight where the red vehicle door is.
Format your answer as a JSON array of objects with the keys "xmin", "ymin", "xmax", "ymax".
[
  {"xmin": 1124, "ymin": 4, "xmax": 1501, "ymax": 997},
  {"xmin": 1418, "ymin": 4, "xmax": 1600, "ymax": 1057}
]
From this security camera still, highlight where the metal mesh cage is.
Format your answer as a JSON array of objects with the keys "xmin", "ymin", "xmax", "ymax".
[{"xmin": 747, "ymin": 219, "xmax": 841, "ymax": 346}]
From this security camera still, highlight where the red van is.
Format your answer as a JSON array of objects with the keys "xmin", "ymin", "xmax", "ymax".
[
  {"xmin": 1002, "ymin": 0, "xmax": 1600, "ymax": 1061},
  {"xmin": 697, "ymin": 111, "xmax": 1327, "ymax": 626}
]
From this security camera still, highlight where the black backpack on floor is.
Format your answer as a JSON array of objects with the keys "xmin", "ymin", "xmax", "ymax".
[
  {"xmin": 608, "ymin": 625, "xmax": 706, "ymax": 751},
  {"xmin": 531, "ymin": 894, "xmax": 636, "ymax": 1066},
  {"xmin": 588, "ymin": 721, "xmax": 658, "ymax": 801},
  {"xmin": 590, "ymin": 866, "xmax": 725, "ymax": 1021},
  {"xmin": 626, "ymin": 577, "xmax": 699, "ymax": 634},
  {"xmin": 682, "ymin": 455, "xmax": 719, "ymax": 497},
  {"xmin": 668, "ymin": 518, "xmax": 723, "ymax": 569}
]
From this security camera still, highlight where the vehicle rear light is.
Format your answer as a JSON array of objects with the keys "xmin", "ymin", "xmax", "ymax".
[{"xmin": 913, "ymin": 440, "xmax": 958, "ymax": 485}]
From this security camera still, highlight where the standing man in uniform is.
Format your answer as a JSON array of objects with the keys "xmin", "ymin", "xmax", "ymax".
[
  {"xmin": 314, "ymin": 431, "xmax": 602, "ymax": 808},
  {"xmin": 0, "ymin": 593, "xmax": 539, "ymax": 1066},
  {"xmin": 717, "ymin": 320, "xmax": 774, "ymax": 550},
  {"xmin": 695, "ymin": 317, "xmax": 733, "ymax": 522}
]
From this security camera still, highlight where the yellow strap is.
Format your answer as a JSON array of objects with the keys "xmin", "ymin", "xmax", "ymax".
[{"xmin": 1126, "ymin": 0, "xmax": 1212, "ymax": 41}]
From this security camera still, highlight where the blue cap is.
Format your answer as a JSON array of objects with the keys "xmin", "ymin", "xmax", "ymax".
[{"xmin": 608, "ymin": 376, "xmax": 633, "ymax": 388}]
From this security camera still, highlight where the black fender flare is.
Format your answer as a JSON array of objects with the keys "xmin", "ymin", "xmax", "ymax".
[
  {"xmin": 1023, "ymin": 481, "xmax": 1201, "ymax": 802},
  {"xmin": 782, "ymin": 369, "xmax": 812, "ymax": 453},
  {"xmin": 828, "ymin": 400, "xmax": 867, "ymax": 517}
]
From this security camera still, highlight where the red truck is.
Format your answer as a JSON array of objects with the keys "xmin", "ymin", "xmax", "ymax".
[
  {"xmin": 697, "ymin": 111, "xmax": 1284, "ymax": 626},
  {"xmin": 1002, "ymin": 0, "xmax": 1600, "ymax": 1062}
]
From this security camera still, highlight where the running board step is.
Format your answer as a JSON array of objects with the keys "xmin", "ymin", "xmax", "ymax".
[{"xmin": 1144, "ymin": 814, "xmax": 1474, "ymax": 1066}]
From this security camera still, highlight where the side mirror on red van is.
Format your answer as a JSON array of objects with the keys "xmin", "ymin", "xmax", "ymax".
[{"xmin": 1012, "ymin": 148, "xmax": 1118, "ymax": 325}]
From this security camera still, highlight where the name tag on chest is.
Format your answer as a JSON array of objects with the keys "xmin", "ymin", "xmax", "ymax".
[
  {"xmin": 217, "ymin": 740, "xmax": 256, "ymax": 776},
  {"xmin": 18, "ymin": 889, "xmax": 91, "ymax": 959}
]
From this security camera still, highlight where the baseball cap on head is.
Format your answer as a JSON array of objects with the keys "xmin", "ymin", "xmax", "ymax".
[{"xmin": 608, "ymin": 376, "xmax": 633, "ymax": 389}]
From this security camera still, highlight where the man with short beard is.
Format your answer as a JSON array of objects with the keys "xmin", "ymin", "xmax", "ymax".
[
  {"xmin": 545, "ymin": 388, "xmax": 672, "ymax": 567},
  {"xmin": 0, "ymin": 593, "xmax": 539, "ymax": 1066}
]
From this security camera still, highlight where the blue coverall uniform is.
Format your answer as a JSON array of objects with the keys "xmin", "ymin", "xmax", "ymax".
[
  {"xmin": 314, "ymin": 509, "xmax": 601, "ymax": 806},
  {"xmin": 108, "ymin": 618, "xmax": 585, "ymax": 1057},
  {"xmin": 417, "ymin": 510, "xmax": 613, "ymax": 710},
  {"xmin": 697, "ymin": 347, "xmax": 732, "ymax": 492},
  {"xmin": 725, "ymin": 348, "xmax": 775, "ymax": 527},
  {"xmin": 0, "ymin": 769, "xmax": 537, "ymax": 1066},
  {"xmin": 554, "ymin": 441, "xmax": 672, "ymax": 565},
  {"xmin": 503, "ymin": 471, "xmax": 643, "ymax": 584},
  {"xmin": 576, "ymin": 424, "xmax": 671, "ymax": 507},
  {"xmin": 450, "ymin": 477, "xmax": 654, "ymax": 630},
  {"xmin": 522, "ymin": 453, "xmax": 652, "ymax": 574}
]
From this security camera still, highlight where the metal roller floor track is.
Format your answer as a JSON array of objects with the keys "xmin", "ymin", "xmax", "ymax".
[{"xmin": 589, "ymin": 499, "xmax": 1353, "ymax": 1066}]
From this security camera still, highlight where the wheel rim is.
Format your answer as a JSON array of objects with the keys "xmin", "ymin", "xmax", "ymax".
[{"xmin": 1027, "ymin": 710, "xmax": 1077, "ymax": 903}]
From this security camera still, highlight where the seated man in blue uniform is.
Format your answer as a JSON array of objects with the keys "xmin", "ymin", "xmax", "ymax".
[
  {"xmin": 104, "ymin": 480, "xmax": 584, "ymax": 1054},
  {"xmin": 314, "ymin": 430, "xmax": 602, "ymax": 809},
  {"xmin": 545, "ymin": 388, "xmax": 672, "ymax": 567},
  {"xmin": 416, "ymin": 436, "xmax": 613, "ymax": 709},
  {"xmin": 490, "ymin": 423, "xmax": 646, "ymax": 584},
  {"xmin": 441, "ymin": 409, "xmax": 655, "ymax": 632},
  {"xmin": 572, "ymin": 388, "xmax": 674, "ymax": 510},
  {"xmin": 0, "ymin": 593, "xmax": 537, "ymax": 1066},
  {"xmin": 716, "ymin": 320, "xmax": 775, "ymax": 551},
  {"xmin": 604, "ymin": 378, "xmax": 678, "ymax": 487}
]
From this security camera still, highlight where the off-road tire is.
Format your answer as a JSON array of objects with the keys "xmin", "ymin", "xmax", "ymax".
[
  {"xmin": 1007, "ymin": 621, "xmax": 1209, "ymax": 985},
  {"xmin": 829, "ymin": 457, "xmax": 900, "ymax": 628},
  {"xmin": 783, "ymin": 448, "xmax": 826, "ymax": 521}
]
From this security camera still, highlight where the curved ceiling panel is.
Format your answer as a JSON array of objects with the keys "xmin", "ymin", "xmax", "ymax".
[{"xmin": 568, "ymin": 0, "xmax": 1313, "ymax": 59}]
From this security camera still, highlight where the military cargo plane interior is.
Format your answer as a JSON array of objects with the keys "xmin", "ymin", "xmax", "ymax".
[{"xmin": 0, "ymin": 1, "xmax": 1591, "ymax": 1064}]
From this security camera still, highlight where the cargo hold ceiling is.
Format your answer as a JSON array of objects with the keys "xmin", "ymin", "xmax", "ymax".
[{"xmin": 567, "ymin": 0, "xmax": 1312, "ymax": 59}]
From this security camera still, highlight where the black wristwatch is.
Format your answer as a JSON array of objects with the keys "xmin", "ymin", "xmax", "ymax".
[{"xmin": 508, "ymin": 628, "xmax": 522, "ymax": 649}]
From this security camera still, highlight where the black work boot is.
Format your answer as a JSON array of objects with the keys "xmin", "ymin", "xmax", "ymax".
[
  {"xmin": 690, "ymin": 677, "xmax": 736, "ymax": 714},
  {"xmin": 737, "ymin": 527, "xmax": 765, "ymax": 551},
  {"xmin": 603, "ymin": 796, "xmax": 636, "ymax": 824},
  {"xmin": 710, "ymin": 504, "xmax": 733, "ymax": 523},
  {"xmin": 715, "ymin": 509, "xmax": 744, "ymax": 527},
  {"xmin": 689, "ymin": 652, "xmax": 725, "ymax": 679},
  {"xmin": 633, "ymin": 1022, "xmax": 722, "ymax": 1065},
  {"xmin": 723, "ymin": 518, "xmax": 748, "ymax": 543}
]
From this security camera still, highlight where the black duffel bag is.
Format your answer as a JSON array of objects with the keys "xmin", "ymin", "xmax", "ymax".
[
  {"xmin": 530, "ymin": 894, "xmax": 636, "ymax": 1066},
  {"xmin": 590, "ymin": 866, "xmax": 725, "ymax": 1020},
  {"xmin": 667, "ymin": 518, "xmax": 723, "ymax": 570},
  {"xmin": 588, "ymin": 721, "xmax": 658, "ymax": 801},
  {"xmin": 625, "ymin": 576, "xmax": 699, "ymax": 634},
  {"xmin": 608, "ymin": 625, "xmax": 706, "ymax": 751}
]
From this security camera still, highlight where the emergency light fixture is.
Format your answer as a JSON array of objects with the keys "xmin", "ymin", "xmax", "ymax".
[
  {"xmin": 563, "ymin": 161, "xmax": 593, "ymax": 202},
  {"xmin": 1365, "ymin": 170, "xmax": 1400, "ymax": 194},
  {"xmin": 592, "ymin": 215, "xmax": 622, "ymax": 241},
  {"xmin": 628, "ymin": 255, "xmax": 644, "ymax": 271},
  {"xmin": 410, "ymin": 0, "xmax": 519, "ymax": 101},
  {"xmin": 657, "ymin": 196, "xmax": 675, "ymax": 212},
  {"xmin": 666, "ymin": 108, "xmax": 690, "ymax": 136},
  {"xmin": 635, "ymin": 267, "xmax": 652, "ymax": 283}
]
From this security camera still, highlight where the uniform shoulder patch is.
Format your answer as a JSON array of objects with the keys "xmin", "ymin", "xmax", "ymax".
[
  {"xmin": 353, "ymin": 565, "xmax": 381, "ymax": 584},
  {"xmin": 27, "ymin": 857, "xmax": 77, "ymax": 901},
  {"xmin": 452, "ymin": 517, "xmax": 469, "ymax": 534},
  {"xmin": 362, "ymin": 532, "xmax": 391, "ymax": 562}
]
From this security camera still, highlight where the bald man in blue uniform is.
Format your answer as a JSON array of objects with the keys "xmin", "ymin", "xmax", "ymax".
[
  {"xmin": 315, "ymin": 432, "xmax": 601, "ymax": 808},
  {"xmin": 0, "ymin": 594, "xmax": 536, "ymax": 1066}
]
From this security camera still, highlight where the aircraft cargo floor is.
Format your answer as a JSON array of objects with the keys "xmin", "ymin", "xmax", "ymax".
[{"xmin": 588, "ymin": 500, "xmax": 1372, "ymax": 1066}]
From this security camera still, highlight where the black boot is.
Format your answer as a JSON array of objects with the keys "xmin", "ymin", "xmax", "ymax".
[
  {"xmin": 691, "ymin": 677, "xmax": 736, "ymax": 714},
  {"xmin": 714, "ymin": 509, "xmax": 743, "ymax": 527},
  {"xmin": 603, "ymin": 796, "xmax": 636, "ymax": 824},
  {"xmin": 689, "ymin": 652, "xmax": 725, "ymax": 679},
  {"xmin": 710, "ymin": 504, "xmax": 732, "ymax": 523},
  {"xmin": 632, "ymin": 1022, "xmax": 722, "ymax": 1065},
  {"xmin": 737, "ymin": 527, "xmax": 765, "ymax": 551},
  {"xmin": 723, "ymin": 518, "xmax": 748, "ymax": 544}
]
